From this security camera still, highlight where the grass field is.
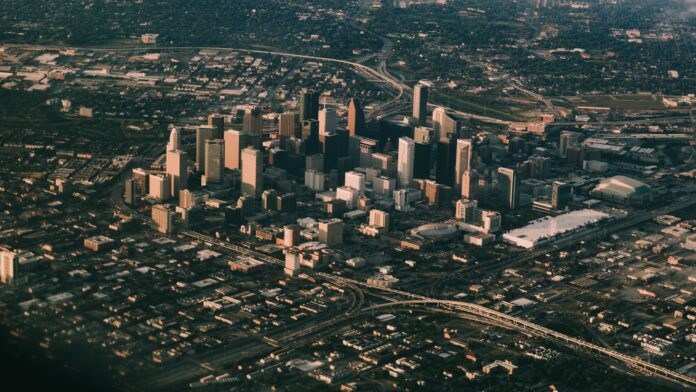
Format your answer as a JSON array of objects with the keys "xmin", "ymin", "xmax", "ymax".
[{"xmin": 568, "ymin": 94, "xmax": 667, "ymax": 111}]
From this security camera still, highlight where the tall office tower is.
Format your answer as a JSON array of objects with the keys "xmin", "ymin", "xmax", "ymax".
[
  {"xmin": 559, "ymin": 131, "xmax": 581, "ymax": 158},
  {"xmin": 224, "ymin": 129, "xmax": 247, "ymax": 170},
  {"xmin": 149, "ymin": 173, "xmax": 170, "ymax": 201},
  {"xmin": 414, "ymin": 126, "xmax": 434, "ymax": 143},
  {"xmin": 152, "ymin": 204, "xmax": 174, "ymax": 234},
  {"xmin": 208, "ymin": 113, "xmax": 225, "ymax": 139},
  {"xmin": 0, "ymin": 247, "xmax": 18, "ymax": 284},
  {"xmin": 262, "ymin": 189, "xmax": 278, "ymax": 211},
  {"xmin": 347, "ymin": 98, "xmax": 366, "ymax": 136},
  {"xmin": 318, "ymin": 107, "xmax": 337, "ymax": 135},
  {"xmin": 372, "ymin": 152, "xmax": 396, "ymax": 178},
  {"xmin": 196, "ymin": 125, "xmax": 216, "ymax": 171},
  {"xmin": 435, "ymin": 135, "xmax": 457, "ymax": 186},
  {"xmin": 344, "ymin": 171, "xmax": 366, "ymax": 193},
  {"xmin": 413, "ymin": 141, "xmax": 432, "ymax": 179},
  {"xmin": 243, "ymin": 107, "xmax": 263, "ymax": 136},
  {"xmin": 299, "ymin": 89, "xmax": 320, "ymax": 123},
  {"xmin": 508, "ymin": 137, "xmax": 526, "ymax": 154},
  {"xmin": 551, "ymin": 181, "xmax": 572, "ymax": 210},
  {"xmin": 318, "ymin": 219, "xmax": 344, "ymax": 246},
  {"xmin": 166, "ymin": 149, "xmax": 189, "ymax": 195},
  {"xmin": 284, "ymin": 250, "xmax": 300, "ymax": 277},
  {"xmin": 461, "ymin": 169, "xmax": 479, "ymax": 200},
  {"xmin": 241, "ymin": 147, "xmax": 263, "ymax": 198},
  {"xmin": 204, "ymin": 139, "xmax": 224, "ymax": 184},
  {"xmin": 412, "ymin": 83, "xmax": 428, "ymax": 125},
  {"xmin": 306, "ymin": 153, "xmax": 324, "ymax": 172},
  {"xmin": 302, "ymin": 119, "xmax": 320, "ymax": 155},
  {"xmin": 279, "ymin": 111, "xmax": 298, "ymax": 139},
  {"xmin": 455, "ymin": 199, "xmax": 478, "ymax": 222},
  {"xmin": 132, "ymin": 168, "xmax": 149, "ymax": 195},
  {"xmin": 454, "ymin": 139, "xmax": 473, "ymax": 194},
  {"xmin": 166, "ymin": 127, "xmax": 180, "ymax": 152},
  {"xmin": 124, "ymin": 178, "xmax": 137, "ymax": 206},
  {"xmin": 432, "ymin": 107, "xmax": 460, "ymax": 139},
  {"xmin": 373, "ymin": 175, "xmax": 396, "ymax": 197},
  {"xmin": 321, "ymin": 132, "xmax": 341, "ymax": 172},
  {"xmin": 369, "ymin": 209, "xmax": 390, "ymax": 231},
  {"xmin": 497, "ymin": 167, "xmax": 520, "ymax": 209},
  {"xmin": 179, "ymin": 189, "xmax": 197, "ymax": 209},
  {"xmin": 359, "ymin": 138, "xmax": 379, "ymax": 168},
  {"xmin": 397, "ymin": 137, "xmax": 415, "ymax": 188},
  {"xmin": 284, "ymin": 225, "xmax": 301, "ymax": 247},
  {"xmin": 304, "ymin": 169, "xmax": 326, "ymax": 191}
]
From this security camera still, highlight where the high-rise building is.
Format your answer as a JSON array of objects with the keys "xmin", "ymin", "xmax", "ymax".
[
  {"xmin": 284, "ymin": 250, "xmax": 300, "ymax": 277},
  {"xmin": 124, "ymin": 178, "xmax": 137, "ymax": 206},
  {"xmin": 302, "ymin": 119, "xmax": 320, "ymax": 155},
  {"xmin": 279, "ymin": 111, "xmax": 298, "ymax": 139},
  {"xmin": 167, "ymin": 127, "xmax": 180, "ymax": 152},
  {"xmin": 299, "ymin": 89, "xmax": 320, "ymax": 123},
  {"xmin": 413, "ymin": 141, "xmax": 432, "ymax": 180},
  {"xmin": 436, "ymin": 135, "xmax": 457, "ymax": 186},
  {"xmin": 432, "ymin": 107, "xmax": 460, "ymax": 139},
  {"xmin": 414, "ymin": 126, "xmax": 434, "ymax": 143},
  {"xmin": 196, "ymin": 125, "xmax": 216, "ymax": 171},
  {"xmin": 224, "ymin": 130, "xmax": 247, "ymax": 170},
  {"xmin": 204, "ymin": 139, "xmax": 224, "ymax": 184},
  {"xmin": 208, "ymin": 113, "xmax": 225, "ymax": 139},
  {"xmin": 318, "ymin": 107, "xmax": 337, "ymax": 135},
  {"xmin": 0, "ymin": 248, "xmax": 18, "ymax": 285},
  {"xmin": 243, "ymin": 107, "xmax": 263, "ymax": 135},
  {"xmin": 559, "ymin": 131, "xmax": 581, "ymax": 158},
  {"xmin": 241, "ymin": 147, "xmax": 263, "ymax": 198},
  {"xmin": 372, "ymin": 153, "xmax": 396, "ymax": 178},
  {"xmin": 369, "ymin": 209, "xmax": 390, "ymax": 231},
  {"xmin": 132, "ymin": 168, "xmax": 149, "ymax": 195},
  {"xmin": 148, "ymin": 173, "xmax": 170, "ymax": 201},
  {"xmin": 284, "ymin": 225, "xmax": 301, "ymax": 247},
  {"xmin": 397, "ymin": 137, "xmax": 415, "ymax": 188},
  {"xmin": 497, "ymin": 167, "xmax": 519, "ymax": 209},
  {"xmin": 454, "ymin": 139, "xmax": 473, "ymax": 194},
  {"xmin": 461, "ymin": 169, "xmax": 479, "ymax": 200},
  {"xmin": 373, "ymin": 175, "xmax": 396, "ymax": 197},
  {"xmin": 318, "ymin": 219, "xmax": 344, "ymax": 246},
  {"xmin": 455, "ymin": 199, "xmax": 478, "ymax": 222},
  {"xmin": 344, "ymin": 171, "xmax": 366, "ymax": 193},
  {"xmin": 347, "ymin": 98, "xmax": 366, "ymax": 137},
  {"xmin": 359, "ymin": 138, "xmax": 379, "ymax": 168},
  {"xmin": 166, "ymin": 149, "xmax": 188, "ymax": 195},
  {"xmin": 413, "ymin": 83, "xmax": 428, "ymax": 125},
  {"xmin": 152, "ymin": 204, "xmax": 174, "ymax": 234},
  {"xmin": 551, "ymin": 181, "xmax": 572, "ymax": 210}
]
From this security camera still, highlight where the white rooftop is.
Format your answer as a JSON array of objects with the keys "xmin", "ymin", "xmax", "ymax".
[{"xmin": 503, "ymin": 209, "xmax": 610, "ymax": 249}]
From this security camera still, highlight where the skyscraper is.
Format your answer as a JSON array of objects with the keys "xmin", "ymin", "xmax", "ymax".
[
  {"xmin": 318, "ymin": 107, "xmax": 337, "ymax": 135},
  {"xmin": 208, "ymin": 113, "xmax": 225, "ymax": 139},
  {"xmin": 124, "ymin": 178, "xmax": 137, "ymax": 206},
  {"xmin": 559, "ymin": 131, "xmax": 581, "ymax": 158},
  {"xmin": 148, "ymin": 173, "xmax": 170, "ymax": 201},
  {"xmin": 0, "ymin": 247, "xmax": 18, "ymax": 285},
  {"xmin": 454, "ymin": 139, "xmax": 473, "ymax": 194},
  {"xmin": 241, "ymin": 147, "xmax": 263, "ymax": 198},
  {"xmin": 552, "ymin": 181, "xmax": 572, "ymax": 210},
  {"xmin": 299, "ymin": 89, "xmax": 319, "ymax": 123},
  {"xmin": 435, "ymin": 134, "xmax": 457, "ymax": 186},
  {"xmin": 432, "ymin": 107, "xmax": 460, "ymax": 139},
  {"xmin": 497, "ymin": 167, "xmax": 519, "ymax": 209},
  {"xmin": 152, "ymin": 204, "xmax": 174, "ymax": 234},
  {"xmin": 397, "ymin": 137, "xmax": 415, "ymax": 188},
  {"xmin": 166, "ymin": 149, "xmax": 188, "ymax": 195},
  {"xmin": 302, "ymin": 119, "xmax": 320, "ymax": 155},
  {"xmin": 347, "ymin": 98, "xmax": 366, "ymax": 137},
  {"xmin": 224, "ymin": 129, "xmax": 246, "ymax": 170},
  {"xmin": 196, "ymin": 125, "xmax": 216, "ymax": 171},
  {"xmin": 243, "ymin": 107, "xmax": 263, "ymax": 136},
  {"xmin": 413, "ymin": 83, "xmax": 428, "ymax": 125},
  {"xmin": 204, "ymin": 139, "xmax": 224, "ymax": 184},
  {"xmin": 461, "ymin": 169, "xmax": 479, "ymax": 200},
  {"xmin": 413, "ymin": 141, "xmax": 432, "ymax": 179},
  {"xmin": 167, "ymin": 127, "xmax": 180, "ymax": 152},
  {"xmin": 279, "ymin": 111, "xmax": 298, "ymax": 139}
]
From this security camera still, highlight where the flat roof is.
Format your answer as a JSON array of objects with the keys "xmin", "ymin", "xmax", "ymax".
[{"xmin": 503, "ymin": 209, "xmax": 610, "ymax": 247}]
